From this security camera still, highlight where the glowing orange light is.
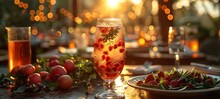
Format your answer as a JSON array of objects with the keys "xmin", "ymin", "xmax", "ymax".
[
  {"xmin": 164, "ymin": 8, "xmax": 170, "ymax": 14},
  {"xmin": 161, "ymin": 5, "xmax": 167, "ymax": 10},
  {"xmin": 50, "ymin": 0, "xmax": 56, "ymax": 5},
  {"xmin": 167, "ymin": 14, "xmax": 173, "ymax": 20},
  {"xmin": 39, "ymin": 0, "xmax": 45, "ymax": 4},
  {"xmin": 138, "ymin": 38, "xmax": 146, "ymax": 46},
  {"xmin": 39, "ymin": 5, "xmax": 44, "ymax": 10},
  {"xmin": 23, "ymin": 3, "xmax": 28, "ymax": 9},
  {"xmin": 35, "ymin": 15, "xmax": 40, "ymax": 21},
  {"xmin": 187, "ymin": 39, "xmax": 199, "ymax": 52},
  {"xmin": 30, "ymin": 10, "xmax": 35, "ymax": 15},
  {"xmin": 60, "ymin": 8, "xmax": 65, "ymax": 14},
  {"xmin": 30, "ymin": 16, "xmax": 35, "ymax": 21},
  {"xmin": 18, "ymin": 2, "xmax": 24, "ymax": 8},
  {"xmin": 14, "ymin": 0, "xmax": 20, "ymax": 5},
  {"xmin": 68, "ymin": 42, "xmax": 75, "ymax": 49},
  {"xmin": 47, "ymin": 12, "xmax": 53, "ymax": 18},
  {"xmin": 163, "ymin": 0, "xmax": 169, "ymax": 2},
  {"xmin": 32, "ymin": 28, "xmax": 38, "ymax": 35}
]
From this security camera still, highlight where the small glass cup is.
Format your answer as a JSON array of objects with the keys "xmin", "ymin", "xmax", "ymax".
[{"xmin": 6, "ymin": 27, "xmax": 31, "ymax": 72}]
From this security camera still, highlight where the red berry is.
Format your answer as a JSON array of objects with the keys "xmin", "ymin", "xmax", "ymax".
[
  {"xmin": 164, "ymin": 76, "xmax": 171, "ymax": 82},
  {"xmin": 98, "ymin": 38, "xmax": 103, "ymax": 43},
  {"xmin": 170, "ymin": 79, "xmax": 180, "ymax": 87},
  {"xmin": 137, "ymin": 81, "xmax": 143, "ymax": 85},
  {"xmin": 119, "ymin": 48, "xmax": 125, "ymax": 53},
  {"xmin": 118, "ymin": 41, "xmax": 125, "ymax": 46},
  {"xmin": 103, "ymin": 51, "xmax": 108, "ymax": 55},
  {"xmin": 106, "ymin": 62, "xmax": 112, "ymax": 66},
  {"xmin": 108, "ymin": 46, "xmax": 113, "ymax": 51},
  {"xmin": 100, "ymin": 44, "xmax": 104, "ymax": 49},
  {"xmin": 120, "ymin": 59, "xmax": 125, "ymax": 65},
  {"xmin": 144, "ymin": 74, "xmax": 155, "ymax": 83},
  {"xmin": 49, "ymin": 59, "xmax": 60, "ymax": 67},
  {"xmin": 100, "ymin": 27, "xmax": 108, "ymax": 34},
  {"xmin": 50, "ymin": 65, "xmax": 67, "ymax": 81},
  {"xmin": 99, "ymin": 65, "xmax": 105, "ymax": 68},
  {"xmin": 105, "ymin": 66, "xmax": 111, "ymax": 72},
  {"xmin": 102, "ymin": 55, "xmax": 106, "ymax": 60},
  {"xmin": 147, "ymin": 80, "xmax": 158, "ymax": 86},
  {"xmin": 94, "ymin": 42, "xmax": 99, "ymax": 48},
  {"xmin": 114, "ymin": 45, "xmax": 118, "ymax": 49},
  {"xmin": 105, "ymin": 56, "xmax": 110, "ymax": 61},
  {"xmin": 63, "ymin": 59, "xmax": 76, "ymax": 74},
  {"xmin": 57, "ymin": 75, "xmax": 73, "ymax": 90},
  {"xmin": 21, "ymin": 64, "xmax": 36, "ymax": 76},
  {"xmin": 27, "ymin": 73, "xmax": 42, "ymax": 85},
  {"xmin": 157, "ymin": 71, "xmax": 165, "ymax": 78}
]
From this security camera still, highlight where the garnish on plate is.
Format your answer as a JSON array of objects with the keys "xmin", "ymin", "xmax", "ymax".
[{"xmin": 136, "ymin": 68, "xmax": 220, "ymax": 90}]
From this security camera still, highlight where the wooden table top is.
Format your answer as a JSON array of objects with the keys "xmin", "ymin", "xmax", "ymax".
[{"xmin": 1, "ymin": 65, "xmax": 220, "ymax": 99}]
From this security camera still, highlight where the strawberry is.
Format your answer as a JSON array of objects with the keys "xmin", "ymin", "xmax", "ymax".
[
  {"xmin": 147, "ymin": 80, "xmax": 158, "ymax": 86},
  {"xmin": 157, "ymin": 71, "xmax": 165, "ymax": 78},
  {"xmin": 50, "ymin": 65, "xmax": 67, "ymax": 81},
  {"xmin": 169, "ymin": 79, "xmax": 180, "ymax": 87},
  {"xmin": 144, "ymin": 74, "xmax": 154, "ymax": 83}
]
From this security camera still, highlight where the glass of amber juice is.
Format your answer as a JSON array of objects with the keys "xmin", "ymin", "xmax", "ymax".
[{"xmin": 6, "ymin": 27, "xmax": 31, "ymax": 72}]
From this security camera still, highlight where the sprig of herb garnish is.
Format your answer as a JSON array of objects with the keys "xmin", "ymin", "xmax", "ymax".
[{"xmin": 102, "ymin": 27, "xmax": 120, "ymax": 43}]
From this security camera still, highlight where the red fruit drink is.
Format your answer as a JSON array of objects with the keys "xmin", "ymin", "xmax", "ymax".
[
  {"xmin": 8, "ymin": 40, "xmax": 31, "ymax": 72},
  {"xmin": 94, "ymin": 19, "xmax": 125, "ymax": 82}
]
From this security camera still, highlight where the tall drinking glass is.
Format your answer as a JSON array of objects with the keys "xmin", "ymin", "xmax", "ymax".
[
  {"xmin": 94, "ymin": 18, "xmax": 125, "ymax": 99},
  {"xmin": 6, "ymin": 27, "xmax": 31, "ymax": 72},
  {"xmin": 168, "ymin": 26, "xmax": 185, "ymax": 68}
]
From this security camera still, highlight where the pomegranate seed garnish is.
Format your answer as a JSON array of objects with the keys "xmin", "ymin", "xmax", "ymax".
[
  {"xmin": 114, "ymin": 63, "xmax": 120, "ymax": 67},
  {"xmin": 118, "ymin": 41, "xmax": 125, "ymax": 47},
  {"xmin": 109, "ymin": 46, "xmax": 113, "ymax": 51},
  {"xmin": 119, "ymin": 48, "xmax": 125, "ymax": 53},
  {"xmin": 94, "ymin": 43, "xmax": 99, "ymax": 48},
  {"xmin": 98, "ymin": 38, "xmax": 103, "ymax": 43},
  {"xmin": 114, "ymin": 45, "xmax": 118, "ymax": 49},
  {"xmin": 106, "ymin": 62, "xmax": 112, "ymax": 65},
  {"xmin": 99, "ymin": 65, "xmax": 105, "ymax": 68},
  {"xmin": 106, "ymin": 56, "xmax": 110, "ymax": 61},
  {"xmin": 120, "ymin": 59, "xmax": 125, "ymax": 65},
  {"xmin": 102, "ymin": 55, "xmax": 106, "ymax": 60},
  {"xmin": 100, "ymin": 27, "xmax": 108, "ymax": 34},
  {"xmin": 105, "ymin": 66, "xmax": 111, "ymax": 72},
  {"xmin": 112, "ymin": 67, "xmax": 117, "ymax": 71},
  {"xmin": 103, "ymin": 51, "xmax": 108, "ymax": 55},
  {"xmin": 100, "ymin": 44, "xmax": 104, "ymax": 49}
]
